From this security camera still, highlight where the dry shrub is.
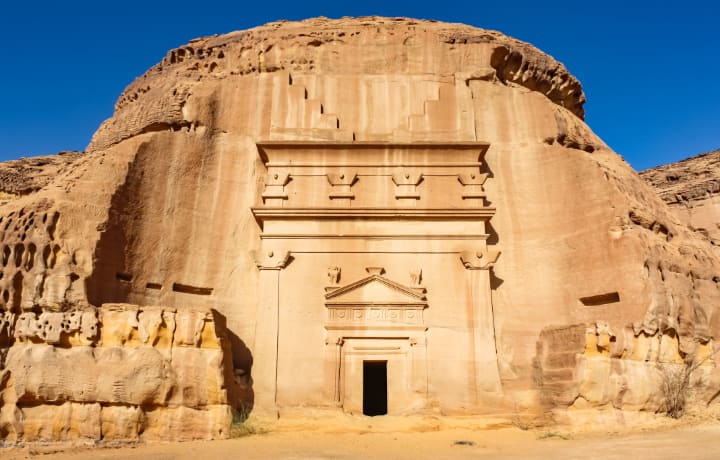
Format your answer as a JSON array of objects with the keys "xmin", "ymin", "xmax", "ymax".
[
  {"xmin": 657, "ymin": 360, "xmax": 695, "ymax": 419},
  {"xmin": 657, "ymin": 348, "xmax": 718, "ymax": 419}
]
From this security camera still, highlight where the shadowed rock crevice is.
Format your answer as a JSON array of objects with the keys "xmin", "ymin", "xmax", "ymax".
[{"xmin": 85, "ymin": 148, "xmax": 143, "ymax": 306}]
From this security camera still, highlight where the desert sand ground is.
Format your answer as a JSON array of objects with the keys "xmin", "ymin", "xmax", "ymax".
[{"xmin": 3, "ymin": 412, "xmax": 720, "ymax": 460}]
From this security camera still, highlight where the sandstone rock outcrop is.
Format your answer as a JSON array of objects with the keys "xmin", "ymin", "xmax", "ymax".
[
  {"xmin": 0, "ymin": 304, "xmax": 234, "ymax": 442},
  {"xmin": 0, "ymin": 152, "xmax": 82, "ymax": 206},
  {"xmin": 642, "ymin": 148, "xmax": 720, "ymax": 244},
  {"xmin": 1, "ymin": 17, "xmax": 719, "ymax": 441}
]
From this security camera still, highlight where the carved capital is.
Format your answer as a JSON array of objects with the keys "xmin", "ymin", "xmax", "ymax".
[
  {"xmin": 392, "ymin": 172, "xmax": 423, "ymax": 200},
  {"xmin": 457, "ymin": 173, "xmax": 488, "ymax": 186},
  {"xmin": 327, "ymin": 172, "xmax": 357, "ymax": 200},
  {"xmin": 458, "ymin": 173, "xmax": 488, "ymax": 201},
  {"xmin": 460, "ymin": 250, "xmax": 500, "ymax": 270},
  {"xmin": 326, "ymin": 172, "xmax": 357, "ymax": 186},
  {"xmin": 261, "ymin": 172, "xmax": 291, "ymax": 203},
  {"xmin": 266, "ymin": 172, "xmax": 291, "ymax": 186},
  {"xmin": 252, "ymin": 250, "xmax": 292, "ymax": 270},
  {"xmin": 392, "ymin": 172, "xmax": 423, "ymax": 186}
]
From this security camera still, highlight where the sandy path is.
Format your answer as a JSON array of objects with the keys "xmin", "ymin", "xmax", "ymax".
[{"xmin": 4, "ymin": 421, "xmax": 720, "ymax": 460}]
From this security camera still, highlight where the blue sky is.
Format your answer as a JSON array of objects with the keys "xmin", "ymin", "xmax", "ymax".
[{"xmin": 1, "ymin": 1, "xmax": 717, "ymax": 170}]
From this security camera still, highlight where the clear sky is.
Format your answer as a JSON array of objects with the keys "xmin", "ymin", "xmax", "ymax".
[{"xmin": 1, "ymin": 1, "xmax": 717, "ymax": 171}]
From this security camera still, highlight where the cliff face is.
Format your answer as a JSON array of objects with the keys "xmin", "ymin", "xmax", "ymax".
[
  {"xmin": 641, "ymin": 149, "xmax": 720, "ymax": 244},
  {"xmin": 1, "ymin": 17, "xmax": 719, "ymax": 440}
]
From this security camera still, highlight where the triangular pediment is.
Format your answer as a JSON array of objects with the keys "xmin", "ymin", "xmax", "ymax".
[{"xmin": 325, "ymin": 275, "xmax": 426, "ymax": 304}]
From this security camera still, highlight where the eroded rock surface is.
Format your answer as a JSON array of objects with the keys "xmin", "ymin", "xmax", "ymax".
[
  {"xmin": 642, "ymin": 148, "xmax": 720, "ymax": 243},
  {"xmin": 0, "ymin": 152, "xmax": 82, "ymax": 205},
  {"xmin": 0, "ymin": 304, "xmax": 234, "ymax": 442},
  {"xmin": 1, "ymin": 17, "xmax": 719, "ymax": 441}
]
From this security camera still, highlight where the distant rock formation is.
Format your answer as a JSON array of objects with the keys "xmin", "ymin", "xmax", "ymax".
[
  {"xmin": 641, "ymin": 148, "xmax": 720, "ymax": 243},
  {"xmin": 0, "ymin": 152, "xmax": 82, "ymax": 205},
  {"xmin": 1, "ymin": 17, "xmax": 719, "ymax": 442}
]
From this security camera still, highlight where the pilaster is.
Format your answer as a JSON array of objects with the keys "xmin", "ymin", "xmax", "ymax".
[
  {"xmin": 251, "ymin": 250, "xmax": 291, "ymax": 415},
  {"xmin": 460, "ymin": 249, "xmax": 502, "ymax": 396}
]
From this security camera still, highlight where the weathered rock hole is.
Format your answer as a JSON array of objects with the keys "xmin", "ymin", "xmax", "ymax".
[
  {"xmin": 47, "ymin": 212, "xmax": 60, "ymax": 240},
  {"xmin": 25, "ymin": 243, "xmax": 36, "ymax": 271},
  {"xmin": 46, "ymin": 244, "xmax": 60, "ymax": 269},
  {"xmin": 11, "ymin": 272, "xmax": 22, "ymax": 309},
  {"xmin": 13, "ymin": 244, "xmax": 24, "ymax": 267},
  {"xmin": 172, "ymin": 283, "xmax": 213, "ymax": 295},
  {"xmin": 116, "ymin": 273, "xmax": 133, "ymax": 282},
  {"xmin": 41, "ymin": 245, "xmax": 51, "ymax": 268},
  {"xmin": 2, "ymin": 246, "xmax": 10, "ymax": 267},
  {"xmin": 579, "ymin": 292, "xmax": 620, "ymax": 306}
]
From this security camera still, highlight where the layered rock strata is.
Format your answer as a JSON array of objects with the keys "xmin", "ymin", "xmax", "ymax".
[
  {"xmin": 0, "ymin": 304, "xmax": 234, "ymax": 442},
  {"xmin": 0, "ymin": 152, "xmax": 82, "ymax": 202},
  {"xmin": 0, "ymin": 17, "xmax": 719, "ymax": 440},
  {"xmin": 641, "ymin": 148, "xmax": 720, "ymax": 243}
]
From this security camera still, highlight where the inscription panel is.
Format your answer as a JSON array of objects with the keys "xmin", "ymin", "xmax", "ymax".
[{"xmin": 327, "ymin": 305, "xmax": 424, "ymax": 324}]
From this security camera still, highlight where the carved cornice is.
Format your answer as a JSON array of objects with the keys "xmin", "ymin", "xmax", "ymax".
[
  {"xmin": 256, "ymin": 141, "xmax": 490, "ymax": 166},
  {"xmin": 460, "ymin": 250, "xmax": 500, "ymax": 270},
  {"xmin": 260, "ymin": 233, "xmax": 490, "ymax": 240},
  {"xmin": 252, "ymin": 207, "xmax": 496, "ymax": 220}
]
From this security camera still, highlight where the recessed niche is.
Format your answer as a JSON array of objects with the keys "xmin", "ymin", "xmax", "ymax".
[{"xmin": 579, "ymin": 292, "xmax": 620, "ymax": 306}]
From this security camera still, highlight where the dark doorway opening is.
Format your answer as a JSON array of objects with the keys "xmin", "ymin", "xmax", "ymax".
[{"xmin": 363, "ymin": 361, "xmax": 388, "ymax": 416}]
